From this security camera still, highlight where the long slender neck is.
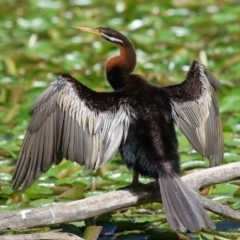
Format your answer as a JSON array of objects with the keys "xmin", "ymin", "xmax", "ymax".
[{"xmin": 106, "ymin": 37, "xmax": 136, "ymax": 90}]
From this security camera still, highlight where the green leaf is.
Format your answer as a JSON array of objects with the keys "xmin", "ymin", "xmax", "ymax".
[
  {"xmin": 56, "ymin": 186, "xmax": 85, "ymax": 200},
  {"xmin": 83, "ymin": 226, "xmax": 102, "ymax": 240}
]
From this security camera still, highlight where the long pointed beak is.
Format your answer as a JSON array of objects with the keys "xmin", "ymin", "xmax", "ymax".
[{"xmin": 72, "ymin": 26, "xmax": 100, "ymax": 36}]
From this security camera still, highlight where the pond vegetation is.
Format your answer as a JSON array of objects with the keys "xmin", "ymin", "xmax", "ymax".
[{"xmin": 0, "ymin": 0, "xmax": 240, "ymax": 239}]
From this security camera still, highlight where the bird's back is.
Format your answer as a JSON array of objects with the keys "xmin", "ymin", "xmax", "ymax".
[{"xmin": 119, "ymin": 77, "xmax": 180, "ymax": 179}]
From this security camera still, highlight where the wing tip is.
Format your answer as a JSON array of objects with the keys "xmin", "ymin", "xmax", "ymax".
[{"xmin": 191, "ymin": 60, "xmax": 222, "ymax": 92}]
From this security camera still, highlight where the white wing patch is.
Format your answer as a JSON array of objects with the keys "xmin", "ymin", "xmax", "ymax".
[
  {"xmin": 171, "ymin": 72, "xmax": 212, "ymax": 129},
  {"xmin": 57, "ymin": 80, "xmax": 131, "ymax": 169},
  {"xmin": 13, "ymin": 75, "xmax": 133, "ymax": 191},
  {"xmin": 168, "ymin": 61, "xmax": 223, "ymax": 166}
]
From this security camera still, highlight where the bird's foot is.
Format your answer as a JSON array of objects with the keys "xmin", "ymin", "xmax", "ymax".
[{"xmin": 117, "ymin": 181, "xmax": 145, "ymax": 190}]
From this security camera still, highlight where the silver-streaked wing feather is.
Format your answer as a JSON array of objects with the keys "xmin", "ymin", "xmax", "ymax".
[
  {"xmin": 163, "ymin": 61, "xmax": 223, "ymax": 166},
  {"xmin": 13, "ymin": 74, "xmax": 132, "ymax": 191}
]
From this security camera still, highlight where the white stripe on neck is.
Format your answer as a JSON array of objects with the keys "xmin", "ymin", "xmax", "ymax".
[{"xmin": 101, "ymin": 33, "xmax": 123, "ymax": 44}]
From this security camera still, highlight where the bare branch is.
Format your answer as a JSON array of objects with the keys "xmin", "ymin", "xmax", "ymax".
[
  {"xmin": 182, "ymin": 161, "xmax": 240, "ymax": 190},
  {"xmin": 0, "ymin": 232, "xmax": 84, "ymax": 240},
  {"xmin": 0, "ymin": 162, "xmax": 240, "ymax": 233}
]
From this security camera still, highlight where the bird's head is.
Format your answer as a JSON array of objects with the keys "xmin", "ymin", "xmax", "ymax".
[{"xmin": 73, "ymin": 26, "xmax": 125, "ymax": 45}]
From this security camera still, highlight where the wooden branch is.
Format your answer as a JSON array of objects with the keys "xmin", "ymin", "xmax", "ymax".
[
  {"xmin": 0, "ymin": 232, "xmax": 84, "ymax": 240},
  {"xmin": 0, "ymin": 162, "xmax": 240, "ymax": 233},
  {"xmin": 182, "ymin": 161, "xmax": 240, "ymax": 190}
]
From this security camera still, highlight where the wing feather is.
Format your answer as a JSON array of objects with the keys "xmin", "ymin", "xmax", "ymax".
[
  {"xmin": 164, "ymin": 61, "xmax": 223, "ymax": 166},
  {"xmin": 13, "ymin": 74, "xmax": 133, "ymax": 191},
  {"xmin": 103, "ymin": 125, "xmax": 123, "ymax": 164}
]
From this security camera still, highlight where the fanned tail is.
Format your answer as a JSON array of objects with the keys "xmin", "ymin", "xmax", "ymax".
[{"xmin": 158, "ymin": 172, "xmax": 215, "ymax": 232}]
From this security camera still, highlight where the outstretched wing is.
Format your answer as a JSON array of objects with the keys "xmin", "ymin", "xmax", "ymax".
[
  {"xmin": 13, "ymin": 74, "xmax": 133, "ymax": 191},
  {"xmin": 163, "ymin": 61, "xmax": 223, "ymax": 167}
]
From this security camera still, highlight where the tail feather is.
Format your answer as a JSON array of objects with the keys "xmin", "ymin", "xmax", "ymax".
[{"xmin": 158, "ymin": 172, "xmax": 215, "ymax": 232}]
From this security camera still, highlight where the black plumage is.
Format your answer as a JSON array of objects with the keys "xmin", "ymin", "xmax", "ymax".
[{"xmin": 13, "ymin": 27, "xmax": 223, "ymax": 232}]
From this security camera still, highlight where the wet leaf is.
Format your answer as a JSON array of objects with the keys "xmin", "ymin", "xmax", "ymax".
[
  {"xmin": 83, "ymin": 226, "xmax": 102, "ymax": 240},
  {"xmin": 56, "ymin": 186, "xmax": 85, "ymax": 200},
  {"xmin": 60, "ymin": 223, "xmax": 84, "ymax": 237},
  {"xmin": 147, "ymin": 232, "xmax": 186, "ymax": 240},
  {"xmin": 214, "ymin": 183, "xmax": 239, "ymax": 195}
]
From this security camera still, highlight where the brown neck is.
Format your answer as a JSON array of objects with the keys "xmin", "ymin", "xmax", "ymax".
[{"xmin": 106, "ymin": 39, "xmax": 136, "ymax": 90}]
